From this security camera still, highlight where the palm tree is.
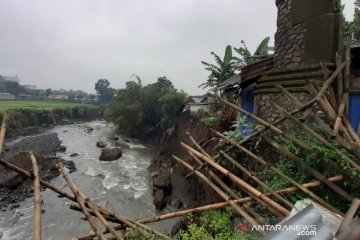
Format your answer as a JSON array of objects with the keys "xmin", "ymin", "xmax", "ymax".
[
  {"xmin": 233, "ymin": 37, "xmax": 270, "ymax": 68},
  {"xmin": 199, "ymin": 45, "xmax": 236, "ymax": 89}
]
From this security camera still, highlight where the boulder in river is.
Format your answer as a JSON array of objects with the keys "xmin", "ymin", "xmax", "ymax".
[
  {"xmin": 70, "ymin": 153, "xmax": 79, "ymax": 157},
  {"xmin": 96, "ymin": 141, "xmax": 106, "ymax": 148},
  {"xmin": 153, "ymin": 189, "xmax": 165, "ymax": 210},
  {"xmin": 153, "ymin": 172, "xmax": 171, "ymax": 192},
  {"xmin": 99, "ymin": 148, "xmax": 122, "ymax": 161}
]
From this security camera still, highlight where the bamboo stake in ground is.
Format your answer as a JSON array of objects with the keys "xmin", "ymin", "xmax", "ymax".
[
  {"xmin": 0, "ymin": 114, "xmax": 9, "ymax": 153},
  {"xmin": 180, "ymin": 142, "xmax": 290, "ymax": 216},
  {"xmin": 57, "ymin": 163, "xmax": 107, "ymax": 240},
  {"xmin": 29, "ymin": 152, "xmax": 42, "ymax": 240},
  {"xmin": 213, "ymin": 131, "xmax": 343, "ymax": 215}
]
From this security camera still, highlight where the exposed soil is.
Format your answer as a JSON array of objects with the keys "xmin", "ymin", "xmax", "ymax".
[
  {"xmin": 149, "ymin": 112, "xmax": 223, "ymax": 211},
  {"xmin": 0, "ymin": 132, "xmax": 76, "ymax": 211}
]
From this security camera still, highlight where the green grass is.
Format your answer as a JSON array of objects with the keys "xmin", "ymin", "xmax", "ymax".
[{"xmin": 0, "ymin": 100, "xmax": 93, "ymax": 112}]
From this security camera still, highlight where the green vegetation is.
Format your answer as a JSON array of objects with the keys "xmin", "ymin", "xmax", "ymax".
[
  {"xmin": 223, "ymin": 116, "xmax": 254, "ymax": 141},
  {"xmin": 104, "ymin": 76, "xmax": 187, "ymax": 137},
  {"xmin": 95, "ymin": 78, "xmax": 115, "ymax": 103},
  {"xmin": 0, "ymin": 100, "xmax": 93, "ymax": 113},
  {"xmin": 200, "ymin": 116, "xmax": 218, "ymax": 126},
  {"xmin": 175, "ymin": 210, "xmax": 261, "ymax": 240},
  {"xmin": 199, "ymin": 38, "xmax": 270, "ymax": 90}
]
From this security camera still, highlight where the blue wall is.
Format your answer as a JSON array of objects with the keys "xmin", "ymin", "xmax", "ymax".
[
  {"xmin": 240, "ymin": 86, "xmax": 254, "ymax": 136},
  {"xmin": 350, "ymin": 93, "xmax": 360, "ymax": 134}
]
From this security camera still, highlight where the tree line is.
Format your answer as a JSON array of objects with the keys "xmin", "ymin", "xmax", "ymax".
[{"xmin": 104, "ymin": 76, "xmax": 186, "ymax": 137}]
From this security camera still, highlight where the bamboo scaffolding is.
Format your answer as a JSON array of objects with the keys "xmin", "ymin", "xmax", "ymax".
[
  {"xmin": 75, "ymin": 176, "xmax": 343, "ymax": 240},
  {"xmin": 180, "ymin": 142, "xmax": 290, "ymax": 216},
  {"xmin": 209, "ymin": 93, "xmax": 313, "ymax": 152},
  {"xmin": 172, "ymin": 154, "xmax": 262, "ymax": 230},
  {"xmin": 333, "ymin": 92, "xmax": 348, "ymax": 136},
  {"xmin": 344, "ymin": 118, "xmax": 360, "ymax": 147},
  {"xmin": 271, "ymin": 101, "xmax": 360, "ymax": 174},
  {"xmin": 336, "ymin": 53, "xmax": 344, "ymax": 105},
  {"xmin": 0, "ymin": 114, "xmax": 9, "ymax": 153},
  {"xmin": 219, "ymin": 150, "xmax": 293, "ymax": 209},
  {"xmin": 213, "ymin": 131, "xmax": 343, "ymax": 215},
  {"xmin": 260, "ymin": 133, "xmax": 352, "ymax": 204},
  {"xmin": 185, "ymin": 132, "xmax": 277, "ymax": 218},
  {"xmin": 186, "ymin": 149, "xmax": 270, "ymax": 219},
  {"xmin": 276, "ymin": 84, "xmax": 352, "ymax": 151},
  {"xmin": 57, "ymin": 163, "xmax": 107, "ymax": 240},
  {"xmin": 29, "ymin": 152, "xmax": 42, "ymax": 240},
  {"xmin": 0, "ymin": 159, "xmax": 169, "ymax": 239},
  {"xmin": 320, "ymin": 62, "xmax": 338, "ymax": 110}
]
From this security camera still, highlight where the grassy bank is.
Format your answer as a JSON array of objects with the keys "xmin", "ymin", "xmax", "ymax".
[{"xmin": 0, "ymin": 100, "xmax": 101, "ymax": 137}]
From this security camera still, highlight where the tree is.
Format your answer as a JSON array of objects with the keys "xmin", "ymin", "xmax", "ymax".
[
  {"xmin": 199, "ymin": 45, "xmax": 236, "ymax": 89},
  {"xmin": 95, "ymin": 79, "xmax": 115, "ymax": 103},
  {"xmin": 344, "ymin": 1, "xmax": 360, "ymax": 40},
  {"xmin": 45, "ymin": 88, "xmax": 52, "ymax": 97},
  {"xmin": 233, "ymin": 37, "xmax": 270, "ymax": 67}
]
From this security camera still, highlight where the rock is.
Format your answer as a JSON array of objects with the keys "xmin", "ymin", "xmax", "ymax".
[
  {"xmin": 57, "ymin": 145, "xmax": 66, "ymax": 152},
  {"xmin": 172, "ymin": 199, "xmax": 183, "ymax": 209},
  {"xmin": 108, "ymin": 136, "xmax": 119, "ymax": 141},
  {"xmin": 63, "ymin": 160, "xmax": 77, "ymax": 173},
  {"xmin": 99, "ymin": 148, "xmax": 122, "ymax": 161},
  {"xmin": 10, "ymin": 204, "xmax": 20, "ymax": 210},
  {"xmin": 153, "ymin": 173, "xmax": 171, "ymax": 192},
  {"xmin": 96, "ymin": 141, "xmax": 106, "ymax": 148},
  {"xmin": 0, "ymin": 175, "xmax": 23, "ymax": 190},
  {"xmin": 70, "ymin": 153, "xmax": 79, "ymax": 157},
  {"xmin": 153, "ymin": 189, "xmax": 165, "ymax": 210},
  {"xmin": 170, "ymin": 220, "xmax": 186, "ymax": 236}
]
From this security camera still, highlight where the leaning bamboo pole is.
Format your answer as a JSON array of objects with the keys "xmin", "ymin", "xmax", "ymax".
[
  {"xmin": 172, "ymin": 154, "xmax": 262, "ymax": 230},
  {"xmin": 57, "ymin": 163, "xmax": 107, "ymax": 240},
  {"xmin": 0, "ymin": 114, "xmax": 9, "ymax": 153},
  {"xmin": 29, "ymin": 152, "xmax": 42, "ymax": 240},
  {"xmin": 333, "ymin": 93, "xmax": 348, "ymax": 136},
  {"xmin": 213, "ymin": 131, "xmax": 343, "ymax": 215},
  {"xmin": 261, "ymin": 133, "xmax": 353, "ymax": 204},
  {"xmin": 0, "ymin": 159, "xmax": 169, "ymax": 240},
  {"xmin": 219, "ymin": 150, "xmax": 293, "ymax": 209},
  {"xmin": 74, "ymin": 175, "xmax": 343, "ymax": 240},
  {"xmin": 180, "ymin": 142, "xmax": 290, "ymax": 216},
  {"xmin": 336, "ymin": 53, "xmax": 344, "ymax": 105}
]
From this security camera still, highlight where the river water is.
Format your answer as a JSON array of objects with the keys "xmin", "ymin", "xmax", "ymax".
[{"xmin": 0, "ymin": 121, "xmax": 180, "ymax": 240}]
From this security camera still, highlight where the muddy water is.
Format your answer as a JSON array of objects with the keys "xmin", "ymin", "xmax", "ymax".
[{"xmin": 0, "ymin": 121, "xmax": 181, "ymax": 240}]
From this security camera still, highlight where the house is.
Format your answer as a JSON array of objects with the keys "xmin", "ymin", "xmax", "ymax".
[
  {"xmin": 185, "ymin": 95, "xmax": 212, "ymax": 114},
  {"xmin": 0, "ymin": 93, "xmax": 16, "ymax": 100},
  {"xmin": 48, "ymin": 95, "xmax": 68, "ymax": 100},
  {"xmin": 2, "ymin": 75, "xmax": 20, "ymax": 82}
]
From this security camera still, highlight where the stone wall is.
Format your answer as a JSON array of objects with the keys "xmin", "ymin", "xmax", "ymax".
[
  {"xmin": 274, "ymin": 0, "xmax": 307, "ymax": 69},
  {"xmin": 254, "ymin": 91, "xmax": 312, "ymax": 123}
]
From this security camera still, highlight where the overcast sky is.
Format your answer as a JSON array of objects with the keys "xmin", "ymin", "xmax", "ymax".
[{"xmin": 0, "ymin": 0, "xmax": 356, "ymax": 94}]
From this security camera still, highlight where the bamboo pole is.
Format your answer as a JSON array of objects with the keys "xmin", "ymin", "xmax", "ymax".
[
  {"xmin": 213, "ymin": 131, "xmax": 343, "ymax": 215},
  {"xmin": 344, "ymin": 118, "xmax": 360, "ymax": 147},
  {"xmin": 0, "ymin": 159, "xmax": 169, "ymax": 240},
  {"xmin": 57, "ymin": 163, "xmax": 107, "ymax": 240},
  {"xmin": 320, "ymin": 62, "xmax": 338, "ymax": 110},
  {"xmin": 336, "ymin": 53, "xmax": 344, "ymax": 105},
  {"xmin": 29, "ymin": 152, "xmax": 42, "ymax": 240},
  {"xmin": 180, "ymin": 142, "xmax": 290, "ymax": 216},
  {"xmin": 0, "ymin": 114, "xmax": 9, "ymax": 153},
  {"xmin": 260, "ymin": 134, "xmax": 352, "ymax": 204},
  {"xmin": 219, "ymin": 150, "xmax": 293, "ymax": 209},
  {"xmin": 333, "ymin": 93, "xmax": 348, "ymax": 136},
  {"xmin": 335, "ymin": 198, "xmax": 360, "ymax": 239},
  {"xmin": 344, "ymin": 43, "xmax": 351, "ymax": 117},
  {"xmin": 74, "ymin": 175, "xmax": 343, "ymax": 240},
  {"xmin": 271, "ymin": 101, "xmax": 360, "ymax": 174},
  {"xmin": 172, "ymin": 155, "xmax": 262, "ymax": 230}
]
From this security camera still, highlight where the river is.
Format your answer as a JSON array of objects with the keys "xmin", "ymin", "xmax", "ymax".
[{"xmin": 0, "ymin": 121, "xmax": 181, "ymax": 240}]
